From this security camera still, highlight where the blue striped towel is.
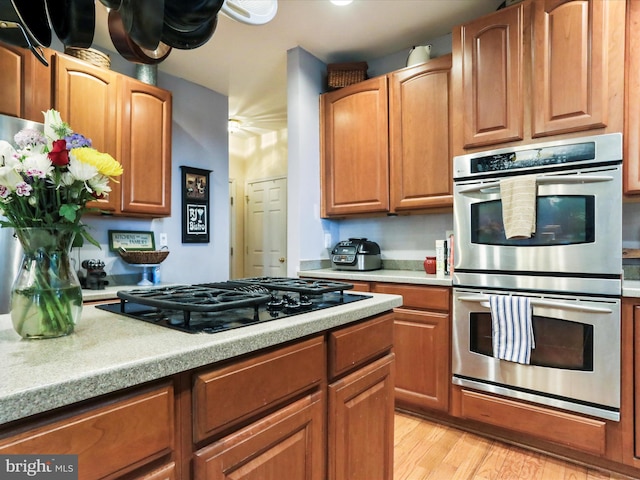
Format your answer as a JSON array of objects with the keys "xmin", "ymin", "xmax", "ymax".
[{"xmin": 489, "ymin": 295, "xmax": 535, "ymax": 364}]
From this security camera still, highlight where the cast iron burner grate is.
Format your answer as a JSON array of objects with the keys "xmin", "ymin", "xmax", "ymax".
[{"xmin": 97, "ymin": 278, "xmax": 366, "ymax": 334}]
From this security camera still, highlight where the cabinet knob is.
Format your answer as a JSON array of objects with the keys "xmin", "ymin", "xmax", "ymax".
[{"xmin": 279, "ymin": 257, "xmax": 286, "ymax": 263}]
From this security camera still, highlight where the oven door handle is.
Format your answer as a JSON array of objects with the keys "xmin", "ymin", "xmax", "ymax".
[
  {"xmin": 456, "ymin": 174, "xmax": 615, "ymax": 194},
  {"xmin": 457, "ymin": 295, "xmax": 613, "ymax": 314}
]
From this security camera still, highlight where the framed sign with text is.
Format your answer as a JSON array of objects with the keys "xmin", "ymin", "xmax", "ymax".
[
  {"xmin": 108, "ymin": 230, "xmax": 155, "ymax": 251},
  {"xmin": 181, "ymin": 166, "xmax": 212, "ymax": 243}
]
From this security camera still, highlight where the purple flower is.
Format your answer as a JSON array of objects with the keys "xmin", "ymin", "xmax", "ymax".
[
  {"xmin": 14, "ymin": 129, "xmax": 46, "ymax": 149},
  {"xmin": 65, "ymin": 133, "xmax": 92, "ymax": 149}
]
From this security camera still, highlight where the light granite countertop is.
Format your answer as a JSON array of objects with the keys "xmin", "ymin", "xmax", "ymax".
[
  {"xmin": 0, "ymin": 292, "xmax": 402, "ymax": 425},
  {"xmin": 298, "ymin": 268, "xmax": 453, "ymax": 286}
]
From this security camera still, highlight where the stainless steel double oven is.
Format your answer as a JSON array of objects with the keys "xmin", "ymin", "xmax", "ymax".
[{"xmin": 452, "ymin": 133, "xmax": 623, "ymax": 421}]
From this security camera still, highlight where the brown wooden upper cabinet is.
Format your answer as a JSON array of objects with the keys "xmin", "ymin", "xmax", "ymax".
[
  {"xmin": 320, "ymin": 55, "xmax": 453, "ymax": 218},
  {"xmin": 320, "ymin": 76, "xmax": 390, "ymax": 217},
  {"xmin": 55, "ymin": 52, "xmax": 172, "ymax": 217},
  {"xmin": 452, "ymin": 0, "xmax": 624, "ymax": 154},
  {"xmin": 0, "ymin": 42, "xmax": 52, "ymax": 122},
  {"xmin": 389, "ymin": 55, "xmax": 453, "ymax": 212}
]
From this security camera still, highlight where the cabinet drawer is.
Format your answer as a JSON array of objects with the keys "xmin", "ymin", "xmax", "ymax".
[
  {"xmin": 193, "ymin": 335, "xmax": 325, "ymax": 443},
  {"xmin": 194, "ymin": 392, "xmax": 324, "ymax": 480},
  {"xmin": 328, "ymin": 312, "xmax": 394, "ymax": 379},
  {"xmin": 459, "ymin": 389, "xmax": 606, "ymax": 456},
  {"xmin": 373, "ymin": 283, "xmax": 450, "ymax": 311},
  {"xmin": 0, "ymin": 383, "xmax": 174, "ymax": 480}
]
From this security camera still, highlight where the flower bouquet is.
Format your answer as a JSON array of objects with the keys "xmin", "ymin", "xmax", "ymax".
[{"xmin": 0, "ymin": 110, "xmax": 123, "ymax": 338}]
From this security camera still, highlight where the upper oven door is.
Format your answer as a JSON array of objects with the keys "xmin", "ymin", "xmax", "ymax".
[{"xmin": 453, "ymin": 164, "xmax": 622, "ymax": 279}]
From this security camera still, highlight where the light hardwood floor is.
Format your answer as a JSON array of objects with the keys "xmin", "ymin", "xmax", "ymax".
[{"xmin": 394, "ymin": 412, "xmax": 633, "ymax": 480}]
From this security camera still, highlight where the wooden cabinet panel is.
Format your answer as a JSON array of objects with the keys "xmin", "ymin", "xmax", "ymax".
[
  {"xmin": 55, "ymin": 53, "xmax": 120, "ymax": 213},
  {"xmin": 635, "ymin": 306, "xmax": 640, "ymax": 459},
  {"xmin": 373, "ymin": 283, "xmax": 450, "ymax": 311},
  {"xmin": 625, "ymin": 0, "xmax": 640, "ymax": 194},
  {"xmin": 458, "ymin": 3, "xmax": 524, "ymax": 148},
  {"xmin": 389, "ymin": 55, "xmax": 453, "ymax": 211},
  {"xmin": 194, "ymin": 392, "xmax": 324, "ymax": 480},
  {"xmin": 0, "ymin": 43, "xmax": 26, "ymax": 118},
  {"xmin": 193, "ymin": 335, "xmax": 325, "ymax": 443},
  {"xmin": 320, "ymin": 76, "xmax": 390, "ymax": 216},
  {"xmin": 328, "ymin": 354, "xmax": 395, "ymax": 480},
  {"xmin": 134, "ymin": 462, "xmax": 176, "ymax": 480},
  {"xmin": 328, "ymin": 312, "xmax": 394, "ymax": 379},
  {"xmin": 0, "ymin": 383, "xmax": 174, "ymax": 480},
  {"xmin": 459, "ymin": 388, "xmax": 607, "ymax": 455},
  {"xmin": 0, "ymin": 43, "xmax": 52, "ymax": 121},
  {"xmin": 119, "ymin": 77, "xmax": 172, "ymax": 216},
  {"xmin": 394, "ymin": 308, "xmax": 450, "ymax": 412},
  {"xmin": 532, "ymin": 0, "xmax": 607, "ymax": 137}
]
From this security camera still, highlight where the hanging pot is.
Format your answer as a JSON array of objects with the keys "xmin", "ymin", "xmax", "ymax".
[
  {"xmin": 164, "ymin": 0, "xmax": 223, "ymax": 30},
  {"xmin": 108, "ymin": 9, "xmax": 171, "ymax": 64},
  {"xmin": 0, "ymin": 0, "xmax": 51, "ymax": 65},
  {"xmin": 98, "ymin": 0, "xmax": 123, "ymax": 9},
  {"xmin": 161, "ymin": 14, "xmax": 217, "ymax": 50},
  {"xmin": 46, "ymin": 0, "xmax": 95, "ymax": 48},
  {"xmin": 120, "ymin": 0, "xmax": 164, "ymax": 51}
]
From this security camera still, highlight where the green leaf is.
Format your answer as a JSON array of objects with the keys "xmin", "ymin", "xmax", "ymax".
[{"xmin": 59, "ymin": 204, "xmax": 80, "ymax": 222}]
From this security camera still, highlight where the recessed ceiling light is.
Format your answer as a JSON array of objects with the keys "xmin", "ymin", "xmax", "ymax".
[
  {"xmin": 330, "ymin": 0, "xmax": 353, "ymax": 5},
  {"xmin": 228, "ymin": 119, "xmax": 242, "ymax": 133}
]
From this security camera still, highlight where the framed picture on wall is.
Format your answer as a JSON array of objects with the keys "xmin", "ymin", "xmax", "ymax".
[{"xmin": 181, "ymin": 166, "xmax": 212, "ymax": 243}]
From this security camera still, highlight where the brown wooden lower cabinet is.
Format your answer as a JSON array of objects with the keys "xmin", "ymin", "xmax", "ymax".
[
  {"xmin": 372, "ymin": 283, "xmax": 451, "ymax": 414},
  {"xmin": 328, "ymin": 354, "xmax": 395, "ymax": 480},
  {"xmin": 193, "ymin": 392, "xmax": 324, "ymax": 480},
  {"xmin": 0, "ymin": 312, "xmax": 395, "ymax": 480},
  {"xmin": 0, "ymin": 382, "xmax": 175, "ymax": 480}
]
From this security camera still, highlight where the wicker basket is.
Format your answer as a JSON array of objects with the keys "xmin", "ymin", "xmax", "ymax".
[
  {"xmin": 64, "ymin": 47, "xmax": 111, "ymax": 69},
  {"xmin": 119, "ymin": 250, "xmax": 170, "ymax": 265},
  {"xmin": 327, "ymin": 62, "xmax": 368, "ymax": 89}
]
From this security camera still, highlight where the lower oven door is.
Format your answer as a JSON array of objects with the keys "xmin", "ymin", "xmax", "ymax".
[{"xmin": 452, "ymin": 288, "xmax": 620, "ymax": 421}]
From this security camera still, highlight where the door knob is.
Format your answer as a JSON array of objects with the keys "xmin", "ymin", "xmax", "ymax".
[{"xmin": 279, "ymin": 257, "xmax": 285, "ymax": 263}]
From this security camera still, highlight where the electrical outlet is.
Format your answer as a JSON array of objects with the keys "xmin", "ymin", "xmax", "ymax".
[
  {"xmin": 324, "ymin": 233, "xmax": 332, "ymax": 249},
  {"xmin": 159, "ymin": 233, "xmax": 168, "ymax": 247}
]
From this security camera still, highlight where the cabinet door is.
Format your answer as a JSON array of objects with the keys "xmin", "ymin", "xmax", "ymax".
[
  {"xmin": 320, "ymin": 76, "xmax": 389, "ymax": 217},
  {"xmin": 0, "ymin": 383, "xmax": 174, "ymax": 480},
  {"xmin": 328, "ymin": 354, "xmax": 395, "ymax": 480},
  {"xmin": 193, "ymin": 392, "xmax": 324, "ymax": 480},
  {"xmin": 389, "ymin": 55, "xmax": 453, "ymax": 212},
  {"xmin": 457, "ymin": 2, "xmax": 524, "ymax": 148},
  {"xmin": 625, "ymin": 0, "xmax": 640, "ymax": 194},
  {"xmin": 394, "ymin": 308, "xmax": 450, "ymax": 412},
  {"xmin": 55, "ymin": 53, "xmax": 120, "ymax": 212},
  {"xmin": 0, "ymin": 42, "xmax": 52, "ymax": 121},
  {"xmin": 531, "ymin": 0, "xmax": 607, "ymax": 137},
  {"xmin": 119, "ymin": 76, "xmax": 172, "ymax": 216}
]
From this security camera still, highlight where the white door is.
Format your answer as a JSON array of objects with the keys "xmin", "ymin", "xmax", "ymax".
[{"xmin": 245, "ymin": 177, "xmax": 287, "ymax": 277}]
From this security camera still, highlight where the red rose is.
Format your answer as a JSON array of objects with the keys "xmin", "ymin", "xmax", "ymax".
[{"xmin": 48, "ymin": 139, "xmax": 69, "ymax": 166}]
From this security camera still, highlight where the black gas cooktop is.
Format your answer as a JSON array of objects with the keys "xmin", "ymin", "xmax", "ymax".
[{"xmin": 97, "ymin": 277, "xmax": 369, "ymax": 334}]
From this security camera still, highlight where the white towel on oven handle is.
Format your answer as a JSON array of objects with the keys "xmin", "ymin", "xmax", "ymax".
[{"xmin": 489, "ymin": 295, "xmax": 535, "ymax": 365}]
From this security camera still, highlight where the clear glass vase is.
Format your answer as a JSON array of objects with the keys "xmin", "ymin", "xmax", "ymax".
[{"xmin": 10, "ymin": 227, "xmax": 82, "ymax": 339}]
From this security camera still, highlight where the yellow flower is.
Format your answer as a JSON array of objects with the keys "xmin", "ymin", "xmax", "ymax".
[{"xmin": 70, "ymin": 147, "xmax": 123, "ymax": 178}]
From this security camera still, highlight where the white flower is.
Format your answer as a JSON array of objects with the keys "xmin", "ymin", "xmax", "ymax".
[
  {"xmin": 43, "ymin": 109, "xmax": 72, "ymax": 147},
  {"xmin": 0, "ymin": 140, "xmax": 16, "ymax": 166},
  {"xmin": 88, "ymin": 174, "xmax": 111, "ymax": 196},
  {"xmin": 22, "ymin": 152, "xmax": 53, "ymax": 179},
  {"xmin": 0, "ymin": 165, "xmax": 24, "ymax": 190},
  {"xmin": 67, "ymin": 156, "xmax": 98, "ymax": 182}
]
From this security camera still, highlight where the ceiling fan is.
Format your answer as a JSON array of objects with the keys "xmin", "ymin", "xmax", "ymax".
[{"xmin": 220, "ymin": 0, "xmax": 278, "ymax": 26}]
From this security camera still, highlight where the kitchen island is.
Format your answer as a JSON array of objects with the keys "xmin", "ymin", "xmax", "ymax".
[{"xmin": 0, "ymin": 292, "xmax": 402, "ymax": 480}]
